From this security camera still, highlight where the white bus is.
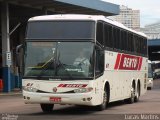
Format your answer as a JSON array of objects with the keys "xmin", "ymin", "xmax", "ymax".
[{"xmin": 21, "ymin": 14, "xmax": 148, "ymax": 112}]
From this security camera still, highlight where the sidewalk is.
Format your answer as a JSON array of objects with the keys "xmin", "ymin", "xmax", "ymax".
[{"xmin": 0, "ymin": 89, "xmax": 22, "ymax": 96}]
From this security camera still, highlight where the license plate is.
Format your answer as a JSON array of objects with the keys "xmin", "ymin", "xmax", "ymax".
[{"xmin": 50, "ymin": 97, "xmax": 61, "ymax": 102}]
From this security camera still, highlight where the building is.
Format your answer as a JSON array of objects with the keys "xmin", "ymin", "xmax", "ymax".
[
  {"xmin": 148, "ymin": 39, "xmax": 160, "ymax": 61},
  {"xmin": 0, "ymin": 0, "xmax": 119, "ymax": 92},
  {"xmin": 142, "ymin": 22, "xmax": 160, "ymax": 61},
  {"xmin": 109, "ymin": 5, "xmax": 140, "ymax": 31},
  {"xmin": 140, "ymin": 22, "xmax": 160, "ymax": 39}
]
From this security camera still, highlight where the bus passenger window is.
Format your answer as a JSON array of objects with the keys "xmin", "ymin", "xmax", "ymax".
[
  {"xmin": 96, "ymin": 22, "xmax": 104, "ymax": 46},
  {"xmin": 104, "ymin": 24, "xmax": 113, "ymax": 48},
  {"xmin": 95, "ymin": 49, "xmax": 104, "ymax": 76}
]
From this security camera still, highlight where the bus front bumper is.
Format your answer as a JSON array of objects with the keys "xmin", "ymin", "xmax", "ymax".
[{"xmin": 23, "ymin": 91, "xmax": 95, "ymax": 106}]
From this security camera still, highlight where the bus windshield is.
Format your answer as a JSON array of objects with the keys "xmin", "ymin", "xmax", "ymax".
[{"xmin": 24, "ymin": 42, "xmax": 94, "ymax": 80}]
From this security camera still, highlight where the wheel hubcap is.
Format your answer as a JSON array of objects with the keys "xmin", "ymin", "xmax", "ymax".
[
  {"xmin": 131, "ymin": 88, "xmax": 135, "ymax": 101},
  {"xmin": 103, "ymin": 91, "xmax": 107, "ymax": 105}
]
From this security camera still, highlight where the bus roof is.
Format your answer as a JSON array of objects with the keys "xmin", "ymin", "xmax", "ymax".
[{"xmin": 28, "ymin": 14, "xmax": 147, "ymax": 38}]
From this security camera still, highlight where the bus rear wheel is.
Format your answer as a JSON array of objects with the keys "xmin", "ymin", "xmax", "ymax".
[
  {"xmin": 40, "ymin": 104, "xmax": 54, "ymax": 113},
  {"xmin": 96, "ymin": 89, "xmax": 108, "ymax": 111},
  {"xmin": 135, "ymin": 83, "xmax": 140, "ymax": 102},
  {"xmin": 125, "ymin": 86, "xmax": 135, "ymax": 104}
]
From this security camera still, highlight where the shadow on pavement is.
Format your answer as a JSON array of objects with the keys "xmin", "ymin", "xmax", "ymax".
[{"xmin": 25, "ymin": 100, "xmax": 127, "ymax": 116}]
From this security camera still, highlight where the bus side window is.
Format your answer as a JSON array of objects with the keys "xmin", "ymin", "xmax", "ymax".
[
  {"xmin": 95, "ymin": 48, "xmax": 104, "ymax": 76},
  {"xmin": 96, "ymin": 22, "xmax": 104, "ymax": 46},
  {"xmin": 104, "ymin": 24, "xmax": 113, "ymax": 49}
]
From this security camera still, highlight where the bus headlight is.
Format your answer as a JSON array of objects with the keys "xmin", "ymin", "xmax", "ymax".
[
  {"xmin": 74, "ymin": 87, "xmax": 93, "ymax": 93},
  {"xmin": 23, "ymin": 86, "xmax": 38, "ymax": 92}
]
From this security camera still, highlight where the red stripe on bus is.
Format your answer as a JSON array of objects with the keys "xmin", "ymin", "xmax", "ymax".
[
  {"xmin": 58, "ymin": 84, "xmax": 87, "ymax": 88},
  {"xmin": 138, "ymin": 57, "xmax": 143, "ymax": 70},
  {"xmin": 114, "ymin": 53, "xmax": 121, "ymax": 70},
  {"xmin": 58, "ymin": 84, "xmax": 64, "ymax": 87}
]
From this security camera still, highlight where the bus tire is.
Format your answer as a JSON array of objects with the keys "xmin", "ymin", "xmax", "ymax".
[
  {"xmin": 96, "ymin": 89, "xmax": 108, "ymax": 111},
  {"xmin": 125, "ymin": 85, "xmax": 135, "ymax": 104},
  {"xmin": 40, "ymin": 104, "xmax": 54, "ymax": 113},
  {"xmin": 135, "ymin": 82, "xmax": 140, "ymax": 102}
]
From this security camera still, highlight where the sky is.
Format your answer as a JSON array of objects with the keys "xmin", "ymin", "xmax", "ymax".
[{"xmin": 102, "ymin": 0, "xmax": 160, "ymax": 27}]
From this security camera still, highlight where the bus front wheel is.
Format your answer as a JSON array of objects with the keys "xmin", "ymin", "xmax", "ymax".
[
  {"xmin": 40, "ymin": 104, "xmax": 54, "ymax": 113},
  {"xmin": 96, "ymin": 89, "xmax": 108, "ymax": 111}
]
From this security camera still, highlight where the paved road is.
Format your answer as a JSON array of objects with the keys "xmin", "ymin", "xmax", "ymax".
[{"xmin": 0, "ymin": 80, "xmax": 160, "ymax": 120}]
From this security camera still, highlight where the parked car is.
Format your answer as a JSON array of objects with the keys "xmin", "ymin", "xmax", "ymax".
[
  {"xmin": 153, "ymin": 70, "xmax": 160, "ymax": 79},
  {"xmin": 147, "ymin": 77, "xmax": 153, "ymax": 90}
]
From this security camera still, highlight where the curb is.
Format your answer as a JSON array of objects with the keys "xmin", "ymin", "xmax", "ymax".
[{"xmin": 0, "ymin": 92, "xmax": 22, "ymax": 96}]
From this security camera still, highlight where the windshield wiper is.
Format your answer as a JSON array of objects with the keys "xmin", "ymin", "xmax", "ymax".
[
  {"xmin": 56, "ymin": 60, "xmax": 74, "ymax": 79},
  {"xmin": 36, "ymin": 57, "xmax": 55, "ymax": 79}
]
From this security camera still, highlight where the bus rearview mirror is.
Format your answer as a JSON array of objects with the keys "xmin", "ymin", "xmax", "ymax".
[{"xmin": 16, "ymin": 44, "xmax": 24, "ymax": 67}]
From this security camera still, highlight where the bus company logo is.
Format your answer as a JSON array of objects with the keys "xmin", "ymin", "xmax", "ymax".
[
  {"xmin": 53, "ymin": 87, "xmax": 57, "ymax": 92},
  {"xmin": 58, "ymin": 84, "xmax": 87, "ymax": 88},
  {"xmin": 114, "ymin": 54, "xmax": 143, "ymax": 70},
  {"xmin": 26, "ymin": 83, "xmax": 33, "ymax": 86}
]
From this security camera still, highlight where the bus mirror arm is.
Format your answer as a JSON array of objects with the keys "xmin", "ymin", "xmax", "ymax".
[
  {"xmin": 95, "ymin": 43, "xmax": 105, "ymax": 52},
  {"xmin": 16, "ymin": 44, "xmax": 24, "ymax": 67},
  {"xmin": 96, "ymin": 41, "xmax": 104, "ymax": 49},
  {"xmin": 16, "ymin": 44, "xmax": 23, "ymax": 54}
]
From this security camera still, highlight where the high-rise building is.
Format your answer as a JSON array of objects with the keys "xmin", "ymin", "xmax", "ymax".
[
  {"xmin": 109, "ymin": 5, "xmax": 140, "ymax": 31},
  {"xmin": 140, "ymin": 22, "xmax": 160, "ymax": 39}
]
